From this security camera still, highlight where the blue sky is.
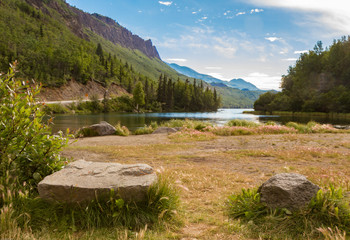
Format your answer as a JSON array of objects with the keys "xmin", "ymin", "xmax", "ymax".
[{"xmin": 66, "ymin": 0, "xmax": 350, "ymax": 90}]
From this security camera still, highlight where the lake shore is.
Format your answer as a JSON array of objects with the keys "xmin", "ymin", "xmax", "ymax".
[
  {"xmin": 244, "ymin": 110, "xmax": 350, "ymax": 119},
  {"xmin": 62, "ymin": 132, "xmax": 350, "ymax": 239}
]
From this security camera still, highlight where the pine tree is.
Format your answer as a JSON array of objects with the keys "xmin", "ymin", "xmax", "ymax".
[{"xmin": 133, "ymin": 81, "xmax": 145, "ymax": 112}]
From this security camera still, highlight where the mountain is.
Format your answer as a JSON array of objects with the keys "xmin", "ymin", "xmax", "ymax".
[
  {"xmin": 0, "ymin": 0, "xmax": 181, "ymax": 87},
  {"xmin": 0, "ymin": 0, "xmax": 262, "ymax": 108},
  {"xmin": 168, "ymin": 63, "xmax": 260, "ymax": 91},
  {"xmin": 226, "ymin": 79, "xmax": 259, "ymax": 91}
]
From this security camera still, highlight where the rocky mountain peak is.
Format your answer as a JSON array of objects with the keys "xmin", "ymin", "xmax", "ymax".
[{"xmin": 25, "ymin": 0, "xmax": 161, "ymax": 60}]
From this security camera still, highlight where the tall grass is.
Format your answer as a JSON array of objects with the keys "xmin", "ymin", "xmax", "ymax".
[
  {"xmin": 161, "ymin": 119, "xmax": 212, "ymax": 131},
  {"xmin": 227, "ymin": 185, "xmax": 350, "ymax": 239},
  {"xmin": 226, "ymin": 119, "xmax": 260, "ymax": 127},
  {"xmin": 2, "ymin": 174, "xmax": 180, "ymax": 236}
]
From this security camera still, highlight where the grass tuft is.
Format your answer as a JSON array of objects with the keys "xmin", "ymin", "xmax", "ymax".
[
  {"xmin": 115, "ymin": 122, "xmax": 130, "ymax": 136},
  {"xmin": 226, "ymin": 119, "xmax": 260, "ymax": 127},
  {"xmin": 227, "ymin": 185, "xmax": 350, "ymax": 239}
]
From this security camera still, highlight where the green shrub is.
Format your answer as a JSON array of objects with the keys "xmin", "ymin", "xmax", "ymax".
[
  {"xmin": 286, "ymin": 122, "xmax": 311, "ymax": 133},
  {"xmin": 227, "ymin": 185, "xmax": 350, "ymax": 239},
  {"xmin": 115, "ymin": 123, "xmax": 130, "ymax": 136},
  {"xmin": 134, "ymin": 125, "xmax": 155, "ymax": 135},
  {"xmin": 0, "ymin": 64, "xmax": 70, "ymax": 196},
  {"xmin": 43, "ymin": 103, "xmax": 71, "ymax": 114},
  {"xmin": 226, "ymin": 119, "xmax": 260, "ymax": 127},
  {"xmin": 76, "ymin": 127, "xmax": 99, "ymax": 137}
]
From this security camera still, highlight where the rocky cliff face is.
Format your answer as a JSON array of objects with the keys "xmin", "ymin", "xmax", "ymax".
[{"xmin": 25, "ymin": 0, "xmax": 161, "ymax": 60}]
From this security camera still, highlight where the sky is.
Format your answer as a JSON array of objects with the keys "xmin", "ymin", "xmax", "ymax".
[{"xmin": 66, "ymin": 0, "xmax": 350, "ymax": 90}]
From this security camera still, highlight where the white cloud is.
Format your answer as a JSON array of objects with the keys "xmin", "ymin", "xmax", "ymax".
[
  {"xmin": 265, "ymin": 37, "xmax": 282, "ymax": 42},
  {"xmin": 158, "ymin": 1, "xmax": 172, "ymax": 6},
  {"xmin": 294, "ymin": 50, "xmax": 308, "ymax": 54},
  {"xmin": 207, "ymin": 73, "xmax": 229, "ymax": 80},
  {"xmin": 192, "ymin": 11, "xmax": 197, "ymax": 14},
  {"xmin": 283, "ymin": 58, "xmax": 298, "ymax": 61},
  {"xmin": 165, "ymin": 58, "xmax": 187, "ymax": 63},
  {"xmin": 236, "ymin": 11, "xmax": 246, "ymax": 16},
  {"xmin": 247, "ymin": 0, "xmax": 350, "ymax": 34},
  {"xmin": 205, "ymin": 67, "xmax": 223, "ymax": 70},
  {"xmin": 213, "ymin": 37, "xmax": 237, "ymax": 58},
  {"xmin": 244, "ymin": 72, "xmax": 282, "ymax": 90},
  {"xmin": 202, "ymin": 16, "xmax": 208, "ymax": 20},
  {"xmin": 250, "ymin": 8, "xmax": 264, "ymax": 14},
  {"xmin": 249, "ymin": 72, "xmax": 269, "ymax": 77}
]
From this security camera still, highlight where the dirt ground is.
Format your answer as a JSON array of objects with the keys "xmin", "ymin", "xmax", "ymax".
[{"xmin": 62, "ymin": 133, "xmax": 350, "ymax": 239}]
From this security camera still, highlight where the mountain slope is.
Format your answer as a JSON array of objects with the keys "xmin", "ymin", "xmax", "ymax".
[
  {"xmin": 168, "ymin": 63, "xmax": 259, "ymax": 91},
  {"xmin": 0, "ymin": 0, "xmax": 182, "ymax": 86}
]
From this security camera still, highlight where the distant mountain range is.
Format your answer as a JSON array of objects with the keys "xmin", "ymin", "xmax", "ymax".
[{"xmin": 168, "ymin": 63, "xmax": 260, "ymax": 91}]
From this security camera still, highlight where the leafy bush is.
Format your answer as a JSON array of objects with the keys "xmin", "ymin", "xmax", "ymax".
[
  {"xmin": 43, "ymin": 103, "xmax": 71, "ymax": 114},
  {"xmin": 227, "ymin": 186, "xmax": 350, "ymax": 239},
  {"xmin": 0, "ymin": 64, "xmax": 69, "ymax": 196},
  {"xmin": 134, "ymin": 124, "xmax": 155, "ymax": 135},
  {"xmin": 115, "ymin": 122, "xmax": 130, "ymax": 136}
]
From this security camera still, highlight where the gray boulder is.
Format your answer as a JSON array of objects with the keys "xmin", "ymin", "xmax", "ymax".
[
  {"xmin": 258, "ymin": 173, "xmax": 320, "ymax": 210},
  {"xmin": 152, "ymin": 127, "xmax": 178, "ymax": 134},
  {"xmin": 83, "ymin": 121, "xmax": 116, "ymax": 136},
  {"xmin": 38, "ymin": 160, "xmax": 157, "ymax": 203}
]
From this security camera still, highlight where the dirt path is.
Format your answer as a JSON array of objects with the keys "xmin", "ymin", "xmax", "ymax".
[{"xmin": 63, "ymin": 133, "xmax": 350, "ymax": 239}]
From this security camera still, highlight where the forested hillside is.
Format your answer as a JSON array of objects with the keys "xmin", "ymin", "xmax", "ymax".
[
  {"xmin": 254, "ymin": 38, "xmax": 350, "ymax": 113},
  {"xmin": 0, "ymin": 0, "xmax": 221, "ymax": 112}
]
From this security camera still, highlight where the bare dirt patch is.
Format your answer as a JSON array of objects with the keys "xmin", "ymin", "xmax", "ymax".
[{"xmin": 38, "ymin": 79, "xmax": 129, "ymax": 101}]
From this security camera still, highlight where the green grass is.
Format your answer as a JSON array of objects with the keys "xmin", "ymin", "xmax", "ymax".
[
  {"xmin": 160, "ymin": 119, "xmax": 212, "ymax": 131},
  {"xmin": 226, "ymin": 119, "xmax": 260, "ymax": 127},
  {"xmin": 1, "ymin": 174, "xmax": 181, "ymax": 238},
  {"xmin": 227, "ymin": 186, "xmax": 350, "ymax": 239}
]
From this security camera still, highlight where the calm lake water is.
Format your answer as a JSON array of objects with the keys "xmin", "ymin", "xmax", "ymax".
[{"xmin": 51, "ymin": 108, "xmax": 350, "ymax": 133}]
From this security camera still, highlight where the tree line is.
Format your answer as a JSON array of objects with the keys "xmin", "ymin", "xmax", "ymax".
[{"xmin": 255, "ymin": 37, "xmax": 350, "ymax": 113}]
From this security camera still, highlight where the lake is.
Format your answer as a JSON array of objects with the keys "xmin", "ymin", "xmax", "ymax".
[{"xmin": 51, "ymin": 108, "xmax": 350, "ymax": 133}]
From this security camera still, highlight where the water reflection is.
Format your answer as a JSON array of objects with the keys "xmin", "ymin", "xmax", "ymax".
[{"xmin": 51, "ymin": 108, "xmax": 350, "ymax": 133}]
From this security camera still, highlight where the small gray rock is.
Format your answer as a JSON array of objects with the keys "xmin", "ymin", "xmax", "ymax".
[
  {"xmin": 84, "ymin": 121, "xmax": 116, "ymax": 136},
  {"xmin": 38, "ymin": 160, "xmax": 157, "ymax": 203},
  {"xmin": 258, "ymin": 173, "xmax": 320, "ymax": 210},
  {"xmin": 152, "ymin": 127, "xmax": 178, "ymax": 134}
]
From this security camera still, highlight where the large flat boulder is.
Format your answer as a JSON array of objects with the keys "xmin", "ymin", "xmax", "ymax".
[
  {"xmin": 258, "ymin": 173, "xmax": 320, "ymax": 210},
  {"xmin": 82, "ymin": 121, "xmax": 116, "ymax": 136},
  {"xmin": 38, "ymin": 160, "xmax": 157, "ymax": 203}
]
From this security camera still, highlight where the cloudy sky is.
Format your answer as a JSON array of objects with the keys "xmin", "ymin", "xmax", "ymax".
[{"xmin": 66, "ymin": 0, "xmax": 350, "ymax": 90}]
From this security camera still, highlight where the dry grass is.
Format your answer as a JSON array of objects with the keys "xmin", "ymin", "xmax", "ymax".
[{"xmin": 40, "ymin": 133, "xmax": 350, "ymax": 239}]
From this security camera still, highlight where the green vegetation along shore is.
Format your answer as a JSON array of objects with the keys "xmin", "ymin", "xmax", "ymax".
[
  {"xmin": 244, "ymin": 110, "xmax": 350, "ymax": 119},
  {"xmin": 254, "ymin": 37, "xmax": 350, "ymax": 114}
]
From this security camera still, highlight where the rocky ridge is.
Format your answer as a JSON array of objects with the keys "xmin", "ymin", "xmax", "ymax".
[{"xmin": 25, "ymin": 0, "xmax": 160, "ymax": 59}]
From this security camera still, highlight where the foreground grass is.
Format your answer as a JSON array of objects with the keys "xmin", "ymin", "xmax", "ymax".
[
  {"xmin": 4, "ymin": 118, "xmax": 350, "ymax": 239},
  {"xmin": 227, "ymin": 186, "xmax": 350, "ymax": 239},
  {"xmin": 1, "ymin": 174, "xmax": 181, "ymax": 240},
  {"xmin": 56, "ymin": 132, "xmax": 350, "ymax": 239}
]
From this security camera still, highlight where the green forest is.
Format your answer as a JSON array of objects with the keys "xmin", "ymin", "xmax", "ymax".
[
  {"xmin": 255, "ymin": 37, "xmax": 350, "ymax": 113},
  {"xmin": 0, "ymin": 0, "xmax": 220, "ymax": 112}
]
